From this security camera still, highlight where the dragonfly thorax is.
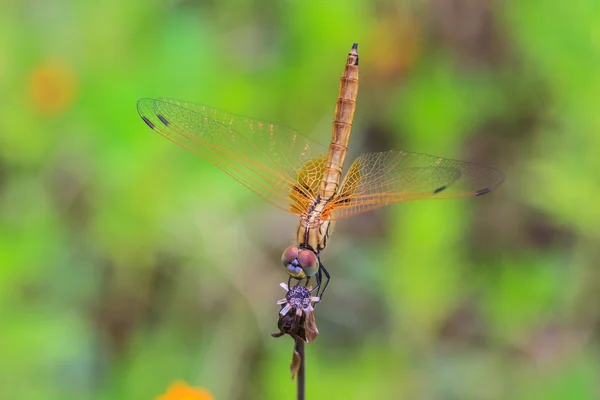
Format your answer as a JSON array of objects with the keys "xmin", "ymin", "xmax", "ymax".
[
  {"xmin": 281, "ymin": 246, "xmax": 319, "ymax": 279},
  {"xmin": 296, "ymin": 213, "xmax": 332, "ymax": 256}
]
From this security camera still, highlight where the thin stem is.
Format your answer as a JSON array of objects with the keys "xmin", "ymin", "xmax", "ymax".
[{"xmin": 295, "ymin": 338, "xmax": 305, "ymax": 400}]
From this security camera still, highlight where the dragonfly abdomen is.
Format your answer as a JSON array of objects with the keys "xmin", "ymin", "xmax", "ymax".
[{"xmin": 319, "ymin": 43, "xmax": 359, "ymax": 200}]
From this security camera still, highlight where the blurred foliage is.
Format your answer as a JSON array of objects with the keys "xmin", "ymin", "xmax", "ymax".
[{"xmin": 1, "ymin": 0, "xmax": 599, "ymax": 399}]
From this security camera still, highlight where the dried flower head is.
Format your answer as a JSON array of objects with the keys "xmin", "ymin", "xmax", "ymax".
[
  {"xmin": 277, "ymin": 283, "xmax": 320, "ymax": 316},
  {"xmin": 272, "ymin": 283, "xmax": 321, "ymax": 379},
  {"xmin": 272, "ymin": 282, "xmax": 320, "ymax": 344}
]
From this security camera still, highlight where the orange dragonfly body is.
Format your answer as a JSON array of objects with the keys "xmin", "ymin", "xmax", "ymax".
[{"xmin": 137, "ymin": 43, "xmax": 504, "ymax": 298}]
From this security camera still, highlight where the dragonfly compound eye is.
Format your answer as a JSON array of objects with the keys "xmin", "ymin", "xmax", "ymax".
[
  {"xmin": 281, "ymin": 246, "xmax": 305, "ymax": 278},
  {"xmin": 297, "ymin": 249, "xmax": 319, "ymax": 277}
]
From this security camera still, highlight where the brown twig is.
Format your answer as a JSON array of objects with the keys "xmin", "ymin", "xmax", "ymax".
[{"xmin": 295, "ymin": 338, "xmax": 305, "ymax": 400}]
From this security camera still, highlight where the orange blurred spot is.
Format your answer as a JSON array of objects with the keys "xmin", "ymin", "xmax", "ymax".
[
  {"xmin": 155, "ymin": 381, "xmax": 214, "ymax": 400},
  {"xmin": 369, "ymin": 10, "xmax": 422, "ymax": 79},
  {"xmin": 28, "ymin": 60, "xmax": 77, "ymax": 116}
]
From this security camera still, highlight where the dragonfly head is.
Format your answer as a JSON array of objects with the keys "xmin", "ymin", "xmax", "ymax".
[{"xmin": 281, "ymin": 246, "xmax": 319, "ymax": 279}]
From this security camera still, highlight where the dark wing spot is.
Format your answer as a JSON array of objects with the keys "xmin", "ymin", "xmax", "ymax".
[
  {"xmin": 292, "ymin": 184, "xmax": 309, "ymax": 198},
  {"xmin": 141, "ymin": 116, "xmax": 155, "ymax": 129},
  {"xmin": 337, "ymin": 195, "xmax": 352, "ymax": 204},
  {"xmin": 433, "ymin": 185, "xmax": 447, "ymax": 194},
  {"xmin": 157, "ymin": 114, "xmax": 170, "ymax": 126},
  {"xmin": 475, "ymin": 188, "xmax": 492, "ymax": 196}
]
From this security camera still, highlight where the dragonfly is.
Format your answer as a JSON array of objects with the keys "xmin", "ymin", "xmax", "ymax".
[{"xmin": 137, "ymin": 43, "xmax": 504, "ymax": 301}]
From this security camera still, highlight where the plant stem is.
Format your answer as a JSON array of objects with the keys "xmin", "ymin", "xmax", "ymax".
[{"xmin": 296, "ymin": 338, "xmax": 305, "ymax": 400}]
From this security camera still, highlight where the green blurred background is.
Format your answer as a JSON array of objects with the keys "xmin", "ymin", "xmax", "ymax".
[{"xmin": 2, "ymin": 0, "xmax": 599, "ymax": 399}]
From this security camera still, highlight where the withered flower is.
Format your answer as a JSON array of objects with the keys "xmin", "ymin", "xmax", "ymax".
[
  {"xmin": 271, "ymin": 283, "xmax": 320, "ymax": 379},
  {"xmin": 272, "ymin": 282, "xmax": 320, "ymax": 343}
]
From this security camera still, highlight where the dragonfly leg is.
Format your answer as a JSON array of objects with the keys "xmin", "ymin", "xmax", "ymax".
[
  {"xmin": 316, "ymin": 261, "xmax": 330, "ymax": 302},
  {"xmin": 310, "ymin": 268, "xmax": 321, "ymax": 294}
]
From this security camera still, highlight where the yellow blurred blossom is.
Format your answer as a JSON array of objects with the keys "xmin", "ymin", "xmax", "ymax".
[
  {"xmin": 28, "ymin": 60, "xmax": 77, "ymax": 116},
  {"xmin": 155, "ymin": 381, "xmax": 214, "ymax": 400}
]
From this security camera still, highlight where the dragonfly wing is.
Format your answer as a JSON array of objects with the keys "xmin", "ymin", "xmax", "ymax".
[
  {"xmin": 137, "ymin": 98, "xmax": 329, "ymax": 215},
  {"xmin": 329, "ymin": 150, "xmax": 505, "ymax": 220},
  {"xmin": 290, "ymin": 155, "xmax": 328, "ymax": 215}
]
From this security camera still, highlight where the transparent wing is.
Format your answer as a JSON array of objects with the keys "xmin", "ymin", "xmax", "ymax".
[
  {"xmin": 290, "ymin": 155, "xmax": 328, "ymax": 215},
  {"xmin": 328, "ymin": 150, "xmax": 505, "ymax": 220},
  {"xmin": 137, "ymin": 98, "xmax": 329, "ymax": 215}
]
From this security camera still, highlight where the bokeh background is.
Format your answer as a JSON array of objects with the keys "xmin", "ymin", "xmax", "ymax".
[{"xmin": 2, "ymin": 0, "xmax": 599, "ymax": 399}]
